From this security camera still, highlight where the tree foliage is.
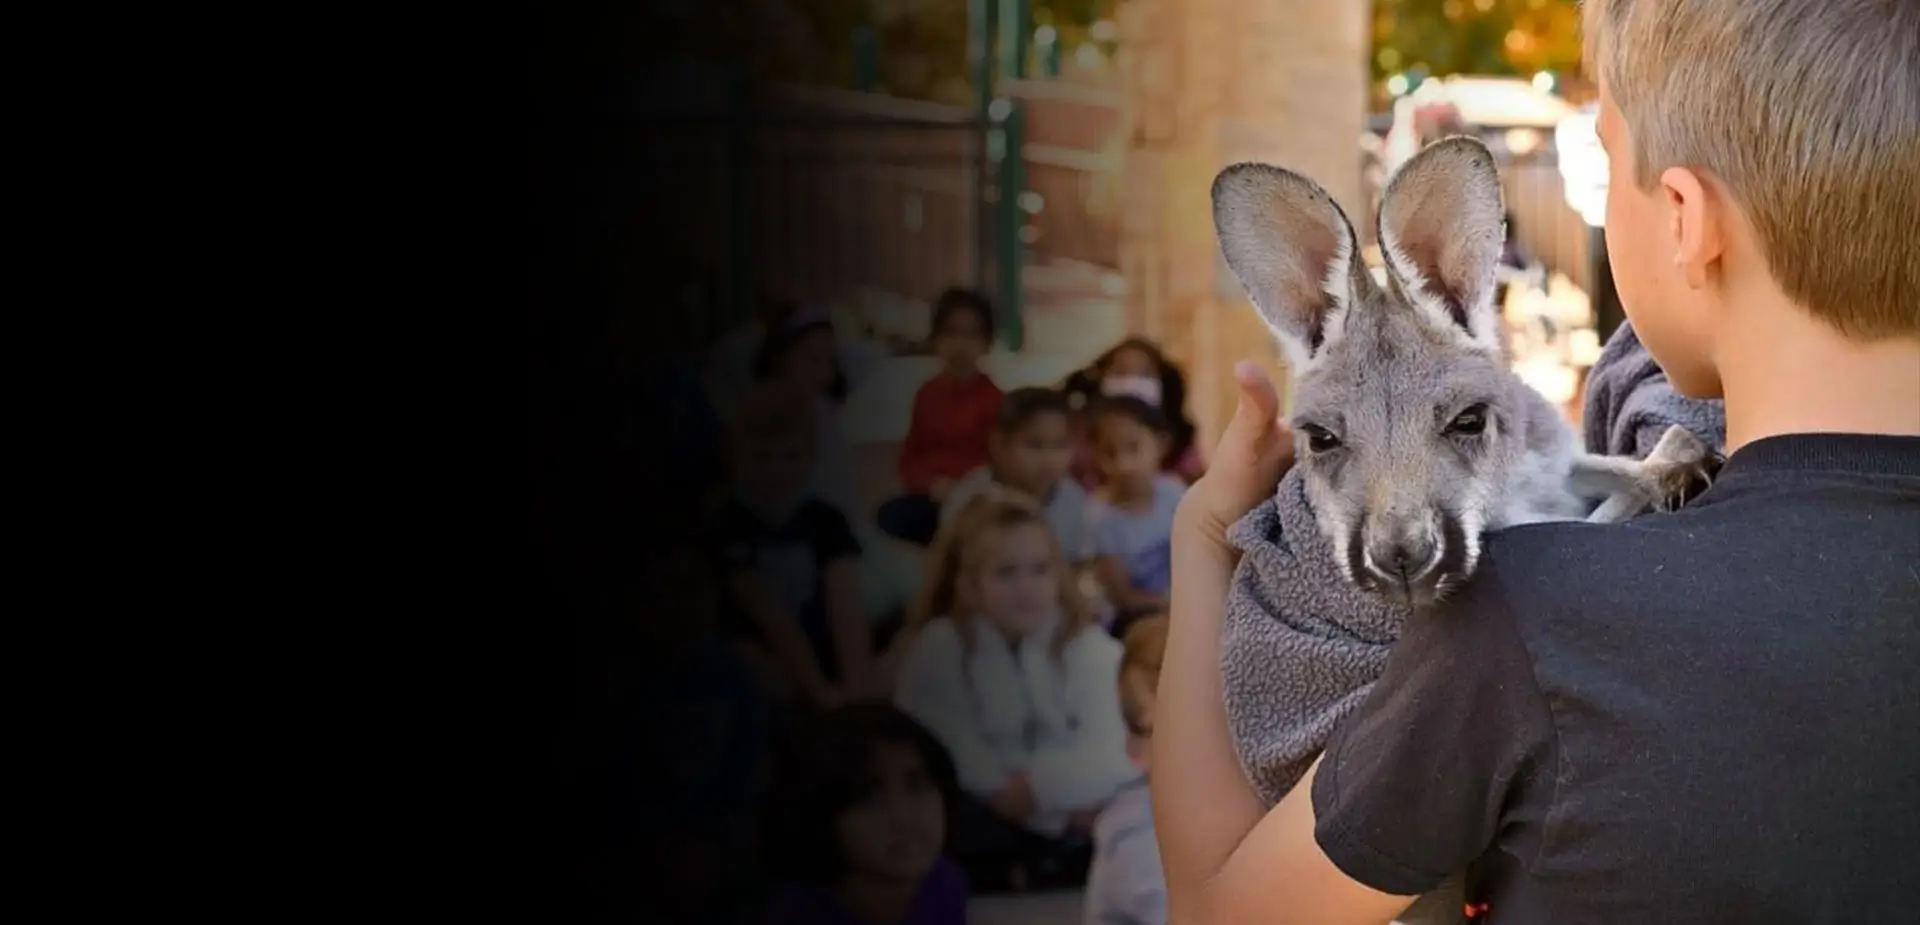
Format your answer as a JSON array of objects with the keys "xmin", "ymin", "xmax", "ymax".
[
  {"xmin": 757, "ymin": 0, "xmax": 1585, "ymax": 104},
  {"xmin": 1372, "ymin": 0, "xmax": 1583, "ymax": 83}
]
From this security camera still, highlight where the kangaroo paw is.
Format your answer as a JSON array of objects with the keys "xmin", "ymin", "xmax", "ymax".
[{"xmin": 1638, "ymin": 425, "xmax": 1718, "ymax": 512}]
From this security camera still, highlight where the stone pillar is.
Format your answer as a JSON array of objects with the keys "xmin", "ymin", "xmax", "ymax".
[{"xmin": 1117, "ymin": 0, "xmax": 1370, "ymax": 448}]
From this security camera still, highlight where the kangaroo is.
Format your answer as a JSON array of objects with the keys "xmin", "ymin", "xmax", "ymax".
[{"xmin": 1212, "ymin": 136, "xmax": 1713, "ymax": 611}]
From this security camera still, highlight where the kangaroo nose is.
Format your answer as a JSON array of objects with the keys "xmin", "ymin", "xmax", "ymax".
[{"xmin": 1368, "ymin": 534, "xmax": 1438, "ymax": 581}]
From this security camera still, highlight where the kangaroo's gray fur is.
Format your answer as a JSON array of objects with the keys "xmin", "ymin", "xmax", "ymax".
[{"xmin": 1213, "ymin": 136, "xmax": 1711, "ymax": 611}]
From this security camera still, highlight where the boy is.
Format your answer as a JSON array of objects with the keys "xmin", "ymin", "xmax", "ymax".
[
  {"xmin": 941, "ymin": 387, "xmax": 1092, "ymax": 563},
  {"xmin": 881, "ymin": 288, "xmax": 1003, "ymax": 546},
  {"xmin": 1084, "ymin": 615, "xmax": 1170, "ymax": 925},
  {"xmin": 1153, "ymin": 1, "xmax": 1920, "ymax": 922},
  {"xmin": 716, "ymin": 384, "xmax": 874, "ymax": 707}
]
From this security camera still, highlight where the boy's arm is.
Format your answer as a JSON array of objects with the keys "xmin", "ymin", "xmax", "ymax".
[
  {"xmin": 1091, "ymin": 511, "xmax": 1165, "ymax": 611},
  {"xmin": 1092, "ymin": 554, "xmax": 1132, "ymax": 606},
  {"xmin": 729, "ymin": 570, "xmax": 838, "ymax": 706},
  {"xmin": 824, "ymin": 559, "xmax": 872, "ymax": 698},
  {"xmin": 1171, "ymin": 555, "xmax": 1554, "ymax": 925},
  {"xmin": 1156, "ymin": 367, "xmax": 1409, "ymax": 925},
  {"xmin": 819, "ymin": 508, "xmax": 871, "ymax": 696},
  {"xmin": 1093, "ymin": 555, "xmax": 1165, "ymax": 612}
]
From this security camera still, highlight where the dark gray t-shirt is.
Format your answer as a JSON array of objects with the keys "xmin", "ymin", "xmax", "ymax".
[{"xmin": 1313, "ymin": 433, "xmax": 1920, "ymax": 923}]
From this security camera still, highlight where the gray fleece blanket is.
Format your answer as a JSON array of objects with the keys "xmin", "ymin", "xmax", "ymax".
[{"xmin": 1222, "ymin": 321, "xmax": 1728, "ymax": 806}]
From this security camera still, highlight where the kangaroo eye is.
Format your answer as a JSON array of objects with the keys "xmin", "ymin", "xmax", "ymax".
[
  {"xmin": 1447, "ymin": 404, "xmax": 1489, "ymax": 436},
  {"xmin": 1301, "ymin": 424, "xmax": 1342, "ymax": 453}
]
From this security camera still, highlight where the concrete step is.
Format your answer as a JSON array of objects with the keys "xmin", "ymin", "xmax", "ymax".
[{"xmin": 968, "ymin": 890, "xmax": 1085, "ymax": 925}]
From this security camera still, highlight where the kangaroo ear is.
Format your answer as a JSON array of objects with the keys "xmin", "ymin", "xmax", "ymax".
[
  {"xmin": 1376, "ymin": 136, "xmax": 1507, "ymax": 352},
  {"xmin": 1212, "ymin": 163, "xmax": 1367, "ymax": 374}
]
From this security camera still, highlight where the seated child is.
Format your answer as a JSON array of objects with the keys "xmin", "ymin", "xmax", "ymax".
[
  {"xmin": 893, "ymin": 496, "xmax": 1136, "ymax": 892},
  {"xmin": 880, "ymin": 288, "xmax": 1003, "ymax": 546},
  {"xmin": 585, "ymin": 541, "xmax": 764, "ymax": 924},
  {"xmin": 718, "ymin": 385, "xmax": 875, "ymax": 708},
  {"xmin": 940, "ymin": 387, "xmax": 1092, "ymax": 564},
  {"xmin": 1084, "ymin": 615, "xmax": 1169, "ymax": 925},
  {"xmin": 1086, "ymin": 397, "xmax": 1187, "ymax": 632},
  {"xmin": 760, "ymin": 703, "xmax": 968, "ymax": 925},
  {"xmin": 1062, "ymin": 338, "xmax": 1204, "ymax": 489},
  {"xmin": 753, "ymin": 305, "xmax": 860, "ymax": 518}
]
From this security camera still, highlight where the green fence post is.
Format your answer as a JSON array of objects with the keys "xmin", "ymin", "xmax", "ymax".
[
  {"xmin": 991, "ymin": 97, "xmax": 1026, "ymax": 351},
  {"xmin": 994, "ymin": 0, "xmax": 1030, "ymax": 351},
  {"xmin": 968, "ymin": 0, "xmax": 998, "ymax": 300},
  {"xmin": 969, "ymin": 0, "xmax": 997, "ymax": 120},
  {"xmin": 997, "ymin": 0, "xmax": 1031, "ymax": 81},
  {"xmin": 852, "ymin": 25, "xmax": 879, "ymax": 93}
]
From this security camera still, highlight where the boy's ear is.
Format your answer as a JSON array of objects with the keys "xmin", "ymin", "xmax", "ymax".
[
  {"xmin": 1212, "ymin": 163, "xmax": 1370, "ymax": 374},
  {"xmin": 1376, "ymin": 135, "xmax": 1507, "ymax": 353}
]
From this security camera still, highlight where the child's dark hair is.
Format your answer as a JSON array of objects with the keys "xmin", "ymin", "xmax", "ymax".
[
  {"xmin": 1093, "ymin": 394, "xmax": 1171, "ymax": 437},
  {"xmin": 754, "ymin": 313, "xmax": 848, "ymax": 402},
  {"xmin": 930, "ymin": 287, "xmax": 995, "ymax": 344},
  {"xmin": 1064, "ymin": 337, "xmax": 1197, "ymax": 465},
  {"xmin": 760, "ymin": 703, "xmax": 960, "ymax": 885},
  {"xmin": 996, "ymin": 386, "xmax": 1071, "ymax": 435}
]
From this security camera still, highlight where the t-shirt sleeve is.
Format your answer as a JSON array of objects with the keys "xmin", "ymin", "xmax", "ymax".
[{"xmin": 1310, "ymin": 566, "xmax": 1556, "ymax": 896}]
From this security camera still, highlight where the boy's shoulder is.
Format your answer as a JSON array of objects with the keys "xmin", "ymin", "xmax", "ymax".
[{"xmin": 1319, "ymin": 435, "xmax": 1920, "ymax": 917}]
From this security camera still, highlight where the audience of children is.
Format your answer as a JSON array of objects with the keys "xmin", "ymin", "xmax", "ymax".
[
  {"xmin": 668, "ymin": 308, "xmax": 1209, "ymax": 920},
  {"xmin": 1061, "ymin": 339, "xmax": 1204, "ymax": 490},
  {"xmin": 881, "ymin": 288, "xmax": 1003, "ymax": 547},
  {"xmin": 893, "ymin": 496, "xmax": 1137, "ymax": 892},
  {"xmin": 717, "ymin": 385, "xmax": 875, "ymax": 711},
  {"xmin": 760, "ymin": 703, "xmax": 969, "ymax": 925},
  {"xmin": 1083, "ymin": 616, "xmax": 1170, "ymax": 925},
  {"xmin": 940, "ymin": 387, "xmax": 1093, "ymax": 565},
  {"xmin": 1085, "ymin": 397, "xmax": 1187, "ymax": 636}
]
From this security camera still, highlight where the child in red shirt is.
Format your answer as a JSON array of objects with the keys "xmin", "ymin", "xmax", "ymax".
[{"xmin": 880, "ymin": 288, "xmax": 1002, "ymax": 546}]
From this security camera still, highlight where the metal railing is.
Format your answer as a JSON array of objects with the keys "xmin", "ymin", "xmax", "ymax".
[{"xmin": 635, "ymin": 79, "xmax": 1026, "ymax": 352}]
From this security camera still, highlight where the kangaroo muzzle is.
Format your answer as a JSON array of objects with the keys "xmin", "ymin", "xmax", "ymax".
[
  {"xmin": 1365, "ymin": 531, "xmax": 1439, "ymax": 584},
  {"xmin": 1348, "ymin": 510, "xmax": 1464, "ymax": 607}
]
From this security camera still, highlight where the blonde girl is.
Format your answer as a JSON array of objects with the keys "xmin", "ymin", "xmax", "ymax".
[{"xmin": 891, "ymin": 495, "xmax": 1136, "ymax": 892}]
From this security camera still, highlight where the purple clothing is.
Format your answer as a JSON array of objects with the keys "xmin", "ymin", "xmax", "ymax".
[{"xmin": 763, "ymin": 858, "xmax": 968, "ymax": 925}]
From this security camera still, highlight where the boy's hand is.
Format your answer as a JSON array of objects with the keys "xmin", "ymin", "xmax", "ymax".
[
  {"xmin": 987, "ymin": 773, "xmax": 1038, "ymax": 820},
  {"xmin": 1175, "ymin": 361, "xmax": 1295, "ymax": 550}
]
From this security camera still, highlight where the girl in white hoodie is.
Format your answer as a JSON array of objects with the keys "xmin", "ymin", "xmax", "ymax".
[{"xmin": 892, "ymin": 495, "xmax": 1136, "ymax": 891}]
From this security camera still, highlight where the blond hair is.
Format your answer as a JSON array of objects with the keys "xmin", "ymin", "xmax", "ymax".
[
  {"xmin": 1118, "ymin": 615, "xmax": 1168, "ymax": 734},
  {"xmin": 1583, "ymin": 0, "xmax": 1920, "ymax": 339},
  {"xmin": 909, "ymin": 494, "xmax": 1091, "ymax": 658}
]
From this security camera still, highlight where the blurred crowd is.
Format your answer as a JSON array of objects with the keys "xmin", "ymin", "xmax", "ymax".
[{"xmin": 583, "ymin": 286, "xmax": 1201, "ymax": 924}]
